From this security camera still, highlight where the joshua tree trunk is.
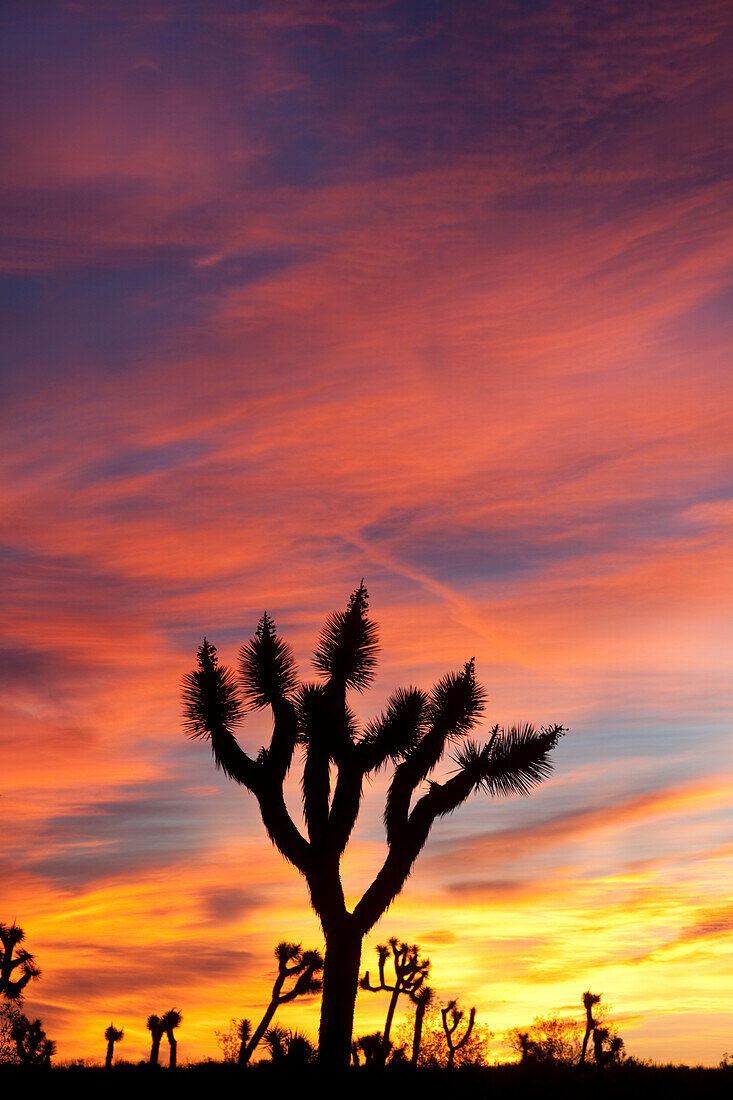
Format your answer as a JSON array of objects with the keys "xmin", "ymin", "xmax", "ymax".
[
  {"xmin": 381, "ymin": 986, "xmax": 400, "ymax": 1060},
  {"xmin": 319, "ymin": 923, "xmax": 363, "ymax": 1069},
  {"xmin": 244, "ymin": 1000, "xmax": 279, "ymax": 1063},
  {"xmin": 105, "ymin": 1038, "xmax": 114, "ymax": 1069},
  {"xmin": 149, "ymin": 1032, "xmax": 161, "ymax": 1066},
  {"xmin": 411, "ymin": 992, "xmax": 430, "ymax": 1068},
  {"xmin": 168, "ymin": 1033, "xmax": 177, "ymax": 1069},
  {"xmin": 580, "ymin": 992, "xmax": 601, "ymax": 1065}
]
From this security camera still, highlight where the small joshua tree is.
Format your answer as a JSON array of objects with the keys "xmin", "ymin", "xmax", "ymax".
[
  {"xmin": 147, "ymin": 1014, "xmax": 164, "ymax": 1067},
  {"xmin": 183, "ymin": 587, "xmax": 563, "ymax": 1066},
  {"xmin": 12, "ymin": 1012, "xmax": 55, "ymax": 1067},
  {"xmin": 104, "ymin": 1023, "xmax": 124, "ymax": 1068},
  {"xmin": 410, "ymin": 984, "xmax": 434, "ymax": 1068},
  {"xmin": 580, "ymin": 990, "xmax": 601, "ymax": 1064},
  {"xmin": 241, "ymin": 942, "xmax": 323, "ymax": 1064},
  {"xmin": 592, "ymin": 1026, "xmax": 624, "ymax": 1069},
  {"xmin": 441, "ymin": 1000, "xmax": 476, "ymax": 1069},
  {"xmin": 264, "ymin": 1025, "xmax": 317, "ymax": 1065},
  {"xmin": 355, "ymin": 1031, "xmax": 391, "ymax": 1066},
  {"xmin": 0, "ymin": 923, "xmax": 41, "ymax": 1001},
  {"xmin": 237, "ymin": 1017, "xmax": 252, "ymax": 1066},
  {"xmin": 360, "ymin": 938, "xmax": 430, "ymax": 1064},
  {"xmin": 161, "ymin": 1009, "xmax": 182, "ymax": 1069}
]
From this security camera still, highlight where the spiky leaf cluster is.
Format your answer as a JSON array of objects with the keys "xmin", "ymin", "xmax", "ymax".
[
  {"xmin": 182, "ymin": 639, "xmax": 244, "ymax": 740},
  {"xmin": 0, "ymin": 923, "xmax": 41, "ymax": 1000},
  {"xmin": 453, "ymin": 723, "xmax": 564, "ymax": 798},
  {"xmin": 361, "ymin": 688, "xmax": 430, "ymax": 768},
  {"xmin": 240, "ymin": 613, "xmax": 298, "ymax": 709},
  {"xmin": 313, "ymin": 583, "xmax": 379, "ymax": 691}
]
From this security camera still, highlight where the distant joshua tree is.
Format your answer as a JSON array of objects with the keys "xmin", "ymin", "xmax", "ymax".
[
  {"xmin": 241, "ymin": 942, "xmax": 323, "ymax": 1064},
  {"xmin": 183, "ymin": 585, "xmax": 564, "ymax": 1065},
  {"xmin": 360, "ymin": 938, "xmax": 430, "ymax": 1064},
  {"xmin": 592, "ymin": 1026, "xmax": 624, "ymax": 1069},
  {"xmin": 441, "ymin": 1000, "xmax": 476, "ymax": 1069},
  {"xmin": 410, "ymin": 984, "xmax": 435, "ymax": 1068},
  {"xmin": 161, "ymin": 1009, "xmax": 182, "ymax": 1068},
  {"xmin": 104, "ymin": 1023, "xmax": 124, "ymax": 1068},
  {"xmin": 237, "ymin": 1017, "xmax": 252, "ymax": 1066},
  {"xmin": 580, "ymin": 990, "xmax": 601, "ymax": 1064},
  {"xmin": 354, "ymin": 1031, "xmax": 391, "ymax": 1066},
  {"xmin": 264, "ymin": 1024, "xmax": 317, "ymax": 1065},
  {"xmin": 0, "ymin": 923, "xmax": 41, "ymax": 1000},
  {"xmin": 12, "ymin": 1012, "xmax": 55, "ymax": 1067},
  {"xmin": 146, "ymin": 1014, "xmax": 164, "ymax": 1067}
]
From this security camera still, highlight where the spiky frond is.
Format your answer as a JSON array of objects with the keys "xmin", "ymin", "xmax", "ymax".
[
  {"xmin": 182, "ymin": 639, "xmax": 244, "ymax": 739},
  {"xmin": 312, "ymin": 583, "xmax": 379, "ymax": 691},
  {"xmin": 452, "ymin": 723, "xmax": 564, "ymax": 798},
  {"xmin": 292, "ymin": 971, "xmax": 323, "ymax": 997},
  {"xmin": 263, "ymin": 1024, "xmax": 287, "ymax": 1059},
  {"xmin": 361, "ymin": 687, "xmax": 430, "ymax": 768},
  {"xmin": 147, "ymin": 1015, "xmax": 162, "ymax": 1033},
  {"xmin": 161, "ymin": 1009, "xmax": 181, "ymax": 1030},
  {"xmin": 275, "ymin": 941, "xmax": 302, "ymax": 967},
  {"xmin": 239, "ymin": 613, "xmax": 298, "ymax": 709},
  {"xmin": 105, "ymin": 1024, "xmax": 123, "ymax": 1042},
  {"xmin": 0, "ymin": 923, "xmax": 24, "ymax": 949},
  {"xmin": 237, "ymin": 1018, "xmax": 252, "ymax": 1043},
  {"xmin": 299, "ymin": 949, "xmax": 324, "ymax": 972},
  {"xmin": 429, "ymin": 660, "xmax": 485, "ymax": 737}
]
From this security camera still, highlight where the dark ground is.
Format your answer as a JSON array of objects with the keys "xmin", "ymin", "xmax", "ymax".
[{"xmin": 1, "ymin": 1063, "xmax": 732, "ymax": 1098}]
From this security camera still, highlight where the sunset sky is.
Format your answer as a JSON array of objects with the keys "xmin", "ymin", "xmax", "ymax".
[{"xmin": 2, "ymin": 0, "xmax": 733, "ymax": 1068}]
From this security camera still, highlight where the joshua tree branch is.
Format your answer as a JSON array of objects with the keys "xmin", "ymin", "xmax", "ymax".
[
  {"xmin": 255, "ymin": 774, "xmax": 311, "ymax": 875},
  {"xmin": 264, "ymin": 700, "xmax": 299, "ymax": 783}
]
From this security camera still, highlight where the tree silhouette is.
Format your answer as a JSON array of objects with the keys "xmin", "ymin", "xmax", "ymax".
[
  {"xmin": 354, "ymin": 1031, "xmax": 391, "ymax": 1066},
  {"xmin": 241, "ymin": 942, "xmax": 323, "ymax": 1064},
  {"xmin": 580, "ymin": 990, "xmax": 601, "ymax": 1064},
  {"xmin": 11, "ymin": 1012, "xmax": 55, "ymax": 1067},
  {"xmin": 183, "ymin": 584, "xmax": 564, "ymax": 1065},
  {"xmin": 146, "ymin": 1014, "xmax": 164, "ymax": 1067},
  {"xmin": 0, "ymin": 923, "xmax": 41, "ymax": 1001},
  {"xmin": 104, "ymin": 1023, "xmax": 124, "ymax": 1068},
  {"xmin": 360, "ymin": 938, "xmax": 430, "ymax": 1064},
  {"xmin": 264, "ymin": 1024, "xmax": 317, "ymax": 1065},
  {"xmin": 441, "ymin": 1000, "xmax": 476, "ymax": 1068},
  {"xmin": 237, "ymin": 1017, "xmax": 252, "ymax": 1066},
  {"xmin": 161, "ymin": 1009, "xmax": 181, "ymax": 1068},
  {"xmin": 409, "ymin": 984, "xmax": 434, "ymax": 1068}
]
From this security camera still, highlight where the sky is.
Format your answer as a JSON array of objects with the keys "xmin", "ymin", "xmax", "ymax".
[{"xmin": 2, "ymin": 0, "xmax": 733, "ymax": 1068}]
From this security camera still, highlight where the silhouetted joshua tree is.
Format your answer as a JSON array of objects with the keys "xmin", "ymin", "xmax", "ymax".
[
  {"xmin": 237, "ymin": 1017, "xmax": 252, "ymax": 1066},
  {"xmin": 355, "ymin": 1031, "xmax": 391, "ymax": 1066},
  {"xmin": 104, "ymin": 1023, "xmax": 124, "ymax": 1068},
  {"xmin": 592, "ymin": 1026, "xmax": 624, "ymax": 1070},
  {"xmin": 161, "ymin": 1009, "xmax": 181, "ymax": 1068},
  {"xmin": 516, "ymin": 1031, "xmax": 533, "ymax": 1063},
  {"xmin": 410, "ymin": 984, "xmax": 435, "ymax": 1068},
  {"xmin": 183, "ymin": 584, "xmax": 564, "ymax": 1066},
  {"xmin": 12, "ymin": 1012, "xmax": 55, "ymax": 1067},
  {"xmin": 360, "ymin": 938, "xmax": 430, "ymax": 1064},
  {"xmin": 0, "ymin": 923, "xmax": 41, "ymax": 1000},
  {"xmin": 147, "ymin": 1014, "xmax": 164, "ymax": 1067},
  {"xmin": 580, "ymin": 990, "xmax": 601, "ymax": 1064},
  {"xmin": 241, "ymin": 942, "xmax": 323, "ymax": 1064},
  {"xmin": 441, "ymin": 1000, "xmax": 476, "ymax": 1069},
  {"xmin": 264, "ymin": 1025, "xmax": 317, "ymax": 1065}
]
